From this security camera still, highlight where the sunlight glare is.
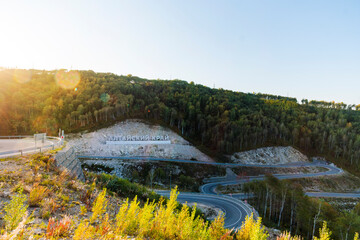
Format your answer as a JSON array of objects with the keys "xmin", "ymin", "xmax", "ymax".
[
  {"xmin": 55, "ymin": 70, "xmax": 80, "ymax": 89},
  {"xmin": 13, "ymin": 69, "xmax": 32, "ymax": 83}
]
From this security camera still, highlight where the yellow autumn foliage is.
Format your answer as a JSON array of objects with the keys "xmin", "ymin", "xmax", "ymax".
[
  {"xmin": 74, "ymin": 187, "xmax": 235, "ymax": 239},
  {"xmin": 314, "ymin": 222, "xmax": 331, "ymax": 240},
  {"xmin": 237, "ymin": 213, "xmax": 268, "ymax": 240}
]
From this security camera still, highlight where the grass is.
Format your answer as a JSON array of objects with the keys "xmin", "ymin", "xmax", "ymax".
[{"xmin": 29, "ymin": 184, "xmax": 49, "ymax": 207}]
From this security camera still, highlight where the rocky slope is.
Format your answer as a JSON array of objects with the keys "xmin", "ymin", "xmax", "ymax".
[
  {"xmin": 67, "ymin": 119, "xmax": 214, "ymax": 162},
  {"xmin": 231, "ymin": 146, "xmax": 308, "ymax": 164}
]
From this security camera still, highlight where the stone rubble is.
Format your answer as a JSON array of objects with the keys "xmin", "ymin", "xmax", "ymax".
[{"xmin": 231, "ymin": 146, "xmax": 309, "ymax": 164}]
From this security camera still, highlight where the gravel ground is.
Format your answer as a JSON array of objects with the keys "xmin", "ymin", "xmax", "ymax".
[
  {"xmin": 68, "ymin": 119, "xmax": 214, "ymax": 162},
  {"xmin": 231, "ymin": 146, "xmax": 308, "ymax": 164},
  {"xmin": 186, "ymin": 202, "xmax": 223, "ymax": 221}
]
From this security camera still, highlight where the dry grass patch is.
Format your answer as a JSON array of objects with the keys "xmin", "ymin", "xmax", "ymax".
[{"xmin": 29, "ymin": 184, "xmax": 50, "ymax": 207}]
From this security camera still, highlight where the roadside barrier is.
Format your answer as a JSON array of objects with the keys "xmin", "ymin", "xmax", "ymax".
[{"xmin": 0, "ymin": 135, "xmax": 62, "ymax": 157}]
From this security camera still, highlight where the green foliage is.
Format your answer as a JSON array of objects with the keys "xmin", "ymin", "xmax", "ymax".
[
  {"xmin": 245, "ymin": 176, "xmax": 360, "ymax": 240},
  {"xmin": 87, "ymin": 172, "xmax": 161, "ymax": 202},
  {"xmin": 3, "ymin": 188, "xmax": 28, "ymax": 231},
  {"xmin": 81, "ymin": 163, "xmax": 114, "ymax": 173},
  {"xmin": 178, "ymin": 174, "xmax": 196, "ymax": 190},
  {"xmin": 3, "ymin": 69, "xmax": 360, "ymax": 175}
]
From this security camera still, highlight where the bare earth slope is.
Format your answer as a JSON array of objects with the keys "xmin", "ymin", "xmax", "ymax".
[
  {"xmin": 68, "ymin": 119, "xmax": 214, "ymax": 162},
  {"xmin": 231, "ymin": 146, "xmax": 308, "ymax": 164}
]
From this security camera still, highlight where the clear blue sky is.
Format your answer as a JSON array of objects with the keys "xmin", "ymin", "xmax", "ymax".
[{"xmin": 1, "ymin": 1, "xmax": 359, "ymax": 104}]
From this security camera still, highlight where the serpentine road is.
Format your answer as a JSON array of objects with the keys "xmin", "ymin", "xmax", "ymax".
[{"xmin": 78, "ymin": 155, "xmax": 359, "ymax": 229}]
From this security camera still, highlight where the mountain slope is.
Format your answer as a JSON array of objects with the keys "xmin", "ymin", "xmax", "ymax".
[{"xmin": 1, "ymin": 69, "xmax": 360, "ymax": 175}]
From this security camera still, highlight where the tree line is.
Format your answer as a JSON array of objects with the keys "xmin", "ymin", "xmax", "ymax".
[
  {"xmin": 244, "ymin": 175, "xmax": 360, "ymax": 240},
  {"xmin": 1, "ymin": 69, "xmax": 360, "ymax": 174}
]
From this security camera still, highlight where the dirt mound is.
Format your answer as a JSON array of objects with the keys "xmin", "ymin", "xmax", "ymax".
[{"xmin": 231, "ymin": 146, "xmax": 308, "ymax": 165}]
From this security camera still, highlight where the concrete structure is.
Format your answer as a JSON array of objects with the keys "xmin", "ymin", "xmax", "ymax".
[{"xmin": 55, "ymin": 146, "xmax": 85, "ymax": 181}]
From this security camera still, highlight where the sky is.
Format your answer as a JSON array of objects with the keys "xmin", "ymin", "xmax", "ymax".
[{"xmin": 0, "ymin": 1, "xmax": 359, "ymax": 104}]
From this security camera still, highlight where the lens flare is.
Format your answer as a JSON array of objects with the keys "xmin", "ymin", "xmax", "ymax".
[
  {"xmin": 55, "ymin": 70, "xmax": 80, "ymax": 89},
  {"xmin": 13, "ymin": 69, "xmax": 32, "ymax": 83},
  {"xmin": 100, "ymin": 93, "xmax": 110, "ymax": 103}
]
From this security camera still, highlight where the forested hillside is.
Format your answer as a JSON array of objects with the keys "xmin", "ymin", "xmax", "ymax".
[{"xmin": 1, "ymin": 69, "xmax": 360, "ymax": 173}]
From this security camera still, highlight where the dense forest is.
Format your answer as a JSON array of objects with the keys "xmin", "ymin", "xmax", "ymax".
[
  {"xmin": 1, "ymin": 69, "xmax": 360, "ymax": 173},
  {"xmin": 244, "ymin": 176, "xmax": 360, "ymax": 240}
]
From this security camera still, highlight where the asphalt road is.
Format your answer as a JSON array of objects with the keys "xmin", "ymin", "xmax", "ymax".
[
  {"xmin": 200, "ymin": 163, "xmax": 343, "ymax": 195},
  {"xmin": 0, "ymin": 136, "xmax": 62, "ymax": 158},
  {"xmin": 305, "ymin": 192, "xmax": 360, "ymax": 198},
  {"xmin": 156, "ymin": 191, "xmax": 254, "ymax": 229}
]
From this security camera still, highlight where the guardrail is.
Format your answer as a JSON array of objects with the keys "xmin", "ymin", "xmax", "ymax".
[
  {"xmin": 0, "ymin": 135, "xmax": 62, "ymax": 157},
  {"xmin": 0, "ymin": 135, "xmax": 34, "ymax": 139}
]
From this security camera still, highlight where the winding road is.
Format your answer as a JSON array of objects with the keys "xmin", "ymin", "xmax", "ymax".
[
  {"xmin": 78, "ymin": 155, "xmax": 359, "ymax": 229},
  {"xmin": 156, "ymin": 190, "xmax": 254, "ymax": 229}
]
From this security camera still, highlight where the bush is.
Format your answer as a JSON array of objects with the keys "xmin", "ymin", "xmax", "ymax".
[
  {"xmin": 178, "ymin": 175, "xmax": 195, "ymax": 190},
  {"xmin": 46, "ymin": 216, "xmax": 72, "ymax": 238},
  {"xmin": 88, "ymin": 172, "xmax": 161, "ymax": 202},
  {"xmin": 73, "ymin": 187, "xmax": 231, "ymax": 240},
  {"xmin": 29, "ymin": 184, "xmax": 49, "ymax": 207},
  {"xmin": 236, "ymin": 213, "xmax": 268, "ymax": 240},
  {"xmin": 40, "ymin": 198, "xmax": 59, "ymax": 219},
  {"xmin": 314, "ymin": 222, "xmax": 331, "ymax": 240},
  {"xmin": 90, "ymin": 189, "xmax": 107, "ymax": 223},
  {"xmin": 3, "ymin": 189, "xmax": 28, "ymax": 231}
]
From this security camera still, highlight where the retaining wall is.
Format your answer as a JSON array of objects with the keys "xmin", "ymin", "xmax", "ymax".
[{"xmin": 55, "ymin": 146, "xmax": 85, "ymax": 181}]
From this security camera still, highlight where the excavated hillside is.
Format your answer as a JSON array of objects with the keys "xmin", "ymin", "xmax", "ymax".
[
  {"xmin": 231, "ymin": 146, "xmax": 309, "ymax": 165},
  {"xmin": 67, "ymin": 119, "xmax": 214, "ymax": 162}
]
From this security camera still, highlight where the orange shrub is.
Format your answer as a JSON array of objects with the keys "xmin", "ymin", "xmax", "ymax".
[{"xmin": 46, "ymin": 216, "xmax": 72, "ymax": 238}]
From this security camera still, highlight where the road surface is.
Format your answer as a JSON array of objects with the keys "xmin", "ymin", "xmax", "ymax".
[
  {"xmin": 0, "ymin": 136, "xmax": 62, "ymax": 158},
  {"xmin": 305, "ymin": 192, "xmax": 360, "ymax": 198},
  {"xmin": 156, "ymin": 191, "xmax": 254, "ymax": 229}
]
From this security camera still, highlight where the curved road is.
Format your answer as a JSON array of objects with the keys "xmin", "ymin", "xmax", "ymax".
[
  {"xmin": 78, "ymin": 155, "xmax": 360, "ymax": 229},
  {"xmin": 200, "ymin": 163, "xmax": 343, "ymax": 195},
  {"xmin": 0, "ymin": 136, "xmax": 62, "ymax": 158},
  {"xmin": 156, "ymin": 191, "xmax": 254, "ymax": 229}
]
